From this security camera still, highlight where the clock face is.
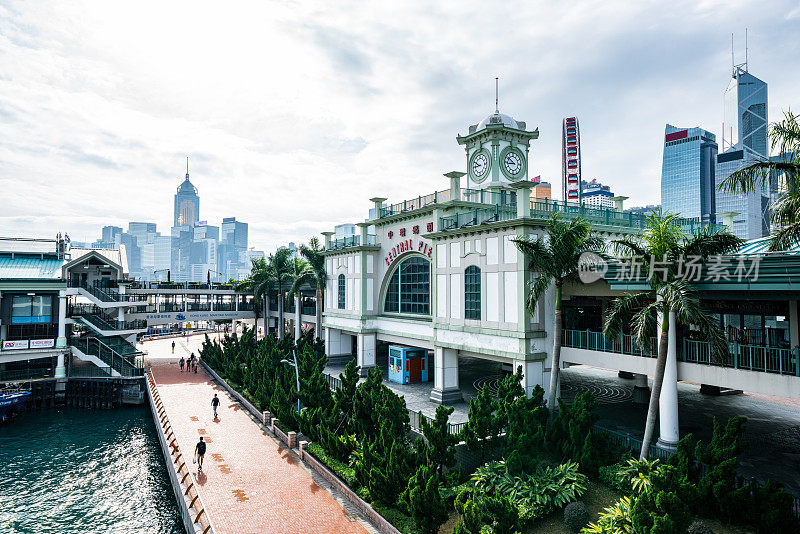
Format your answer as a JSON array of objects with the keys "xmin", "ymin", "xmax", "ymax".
[
  {"xmin": 503, "ymin": 151, "xmax": 523, "ymax": 176},
  {"xmin": 472, "ymin": 153, "xmax": 489, "ymax": 179}
]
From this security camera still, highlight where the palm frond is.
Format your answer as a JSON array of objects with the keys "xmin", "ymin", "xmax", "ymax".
[
  {"xmin": 682, "ymin": 227, "xmax": 744, "ymax": 258},
  {"xmin": 769, "ymin": 222, "xmax": 800, "ymax": 251},
  {"xmin": 630, "ymin": 301, "xmax": 661, "ymax": 353},
  {"xmin": 525, "ymin": 274, "xmax": 552, "ymax": 314},
  {"xmin": 513, "ymin": 236, "xmax": 554, "ymax": 274},
  {"xmin": 603, "ymin": 292, "xmax": 654, "ymax": 340}
]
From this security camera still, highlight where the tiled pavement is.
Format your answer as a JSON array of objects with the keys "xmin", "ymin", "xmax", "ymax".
[{"xmin": 148, "ymin": 349, "xmax": 370, "ymax": 534}]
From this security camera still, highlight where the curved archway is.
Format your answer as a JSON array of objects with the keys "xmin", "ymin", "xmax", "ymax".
[{"xmin": 382, "ymin": 255, "xmax": 430, "ymax": 316}]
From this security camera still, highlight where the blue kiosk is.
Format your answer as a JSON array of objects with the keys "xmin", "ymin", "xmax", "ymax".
[{"xmin": 388, "ymin": 346, "xmax": 429, "ymax": 384}]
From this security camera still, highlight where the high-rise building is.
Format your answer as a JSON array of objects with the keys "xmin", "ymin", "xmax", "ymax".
[
  {"xmin": 660, "ymin": 125, "xmax": 718, "ymax": 223},
  {"xmin": 581, "ymin": 179, "xmax": 614, "ymax": 208},
  {"xmin": 101, "ymin": 226, "xmax": 122, "ymax": 244},
  {"xmin": 562, "ymin": 117, "xmax": 581, "ymax": 202},
  {"xmin": 174, "ymin": 164, "xmax": 200, "ymax": 228},
  {"xmin": 715, "ymin": 61, "xmax": 770, "ymax": 239},
  {"xmin": 533, "ymin": 181, "xmax": 552, "ymax": 199}
]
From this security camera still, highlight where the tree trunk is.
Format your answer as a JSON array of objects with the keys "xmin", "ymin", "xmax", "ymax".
[
  {"xmin": 547, "ymin": 283, "xmax": 563, "ymax": 414},
  {"xmin": 315, "ymin": 287, "xmax": 323, "ymax": 341},
  {"xmin": 295, "ymin": 293, "xmax": 301, "ymax": 342},
  {"xmin": 263, "ymin": 295, "xmax": 270, "ymax": 338},
  {"xmin": 639, "ymin": 308, "xmax": 670, "ymax": 460},
  {"xmin": 278, "ymin": 292, "xmax": 284, "ymax": 337}
]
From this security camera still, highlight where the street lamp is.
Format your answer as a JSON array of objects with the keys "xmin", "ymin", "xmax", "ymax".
[
  {"xmin": 154, "ymin": 269, "xmax": 170, "ymax": 283},
  {"xmin": 280, "ymin": 350, "xmax": 301, "ymax": 413},
  {"xmin": 207, "ymin": 269, "xmax": 222, "ymax": 285}
]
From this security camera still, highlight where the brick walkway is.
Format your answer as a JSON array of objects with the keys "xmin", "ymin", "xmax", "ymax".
[{"xmin": 149, "ymin": 355, "xmax": 369, "ymax": 534}]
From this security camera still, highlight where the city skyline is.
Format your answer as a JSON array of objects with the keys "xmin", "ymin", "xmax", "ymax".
[{"xmin": 1, "ymin": 1, "xmax": 799, "ymax": 252}]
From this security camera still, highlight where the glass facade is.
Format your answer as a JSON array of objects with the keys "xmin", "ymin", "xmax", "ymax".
[
  {"xmin": 660, "ymin": 125, "xmax": 717, "ymax": 223},
  {"xmin": 464, "ymin": 266, "xmax": 481, "ymax": 320},
  {"xmin": 337, "ymin": 274, "xmax": 345, "ymax": 309},
  {"xmin": 716, "ymin": 68, "xmax": 769, "ymax": 239},
  {"xmin": 383, "ymin": 256, "xmax": 430, "ymax": 315},
  {"xmin": 11, "ymin": 295, "xmax": 52, "ymax": 324}
]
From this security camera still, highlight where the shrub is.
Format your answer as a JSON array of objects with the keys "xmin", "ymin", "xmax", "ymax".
[
  {"xmin": 400, "ymin": 461, "xmax": 447, "ymax": 534},
  {"xmin": 484, "ymin": 495, "xmax": 521, "ymax": 534},
  {"xmin": 420, "ymin": 405, "xmax": 458, "ymax": 475},
  {"xmin": 471, "ymin": 460, "xmax": 588, "ymax": 523},
  {"xmin": 629, "ymin": 465, "xmax": 694, "ymax": 534},
  {"xmin": 452, "ymin": 490, "xmax": 484, "ymax": 534},
  {"xmin": 547, "ymin": 391, "xmax": 602, "ymax": 476},
  {"xmin": 564, "ymin": 501, "xmax": 591, "ymax": 532},
  {"xmin": 305, "ymin": 442, "xmax": 356, "ymax": 487},
  {"xmin": 581, "ymin": 496, "xmax": 633, "ymax": 534},
  {"xmin": 598, "ymin": 460, "xmax": 634, "ymax": 495},
  {"xmin": 504, "ymin": 385, "xmax": 548, "ymax": 477},
  {"xmin": 687, "ymin": 521, "xmax": 714, "ymax": 534},
  {"xmin": 463, "ymin": 385, "xmax": 499, "ymax": 463}
]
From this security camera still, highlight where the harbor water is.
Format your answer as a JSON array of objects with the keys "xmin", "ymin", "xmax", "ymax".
[{"xmin": 0, "ymin": 405, "xmax": 183, "ymax": 533}]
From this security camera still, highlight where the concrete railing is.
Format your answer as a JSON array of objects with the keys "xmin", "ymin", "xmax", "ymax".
[{"xmin": 145, "ymin": 371, "xmax": 216, "ymax": 534}]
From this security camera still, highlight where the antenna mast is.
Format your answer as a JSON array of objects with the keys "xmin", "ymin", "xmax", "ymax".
[
  {"xmin": 745, "ymin": 28, "xmax": 748, "ymax": 71},
  {"xmin": 186, "ymin": 156, "xmax": 189, "ymax": 178},
  {"xmin": 495, "ymin": 77, "xmax": 499, "ymax": 113},
  {"xmin": 731, "ymin": 33, "xmax": 734, "ymax": 74}
]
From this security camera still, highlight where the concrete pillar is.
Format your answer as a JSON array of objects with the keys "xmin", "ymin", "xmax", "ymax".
[
  {"xmin": 55, "ymin": 351, "xmax": 67, "ymax": 379},
  {"xmin": 56, "ymin": 291, "xmax": 67, "ymax": 349},
  {"xmin": 357, "ymin": 333, "xmax": 376, "ymax": 376},
  {"xmin": 657, "ymin": 310, "xmax": 679, "ymax": 450},
  {"xmin": 322, "ymin": 231, "xmax": 334, "ymax": 249},
  {"xmin": 325, "ymin": 328, "xmax": 352, "ymax": 365},
  {"xmin": 790, "ymin": 300, "xmax": 799, "ymax": 348},
  {"xmin": 612, "ymin": 195, "xmax": 629, "ymax": 212},
  {"xmin": 369, "ymin": 198, "xmax": 387, "ymax": 220},
  {"xmin": 294, "ymin": 294, "xmax": 301, "ymax": 342},
  {"xmin": 444, "ymin": 171, "xmax": 465, "ymax": 201},
  {"xmin": 515, "ymin": 359, "xmax": 546, "ymax": 399},
  {"xmin": 632, "ymin": 373, "xmax": 650, "ymax": 404},
  {"xmin": 430, "ymin": 346, "xmax": 461, "ymax": 403}
]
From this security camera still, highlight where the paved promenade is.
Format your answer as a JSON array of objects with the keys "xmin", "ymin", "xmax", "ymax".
[{"xmin": 145, "ymin": 338, "xmax": 370, "ymax": 534}]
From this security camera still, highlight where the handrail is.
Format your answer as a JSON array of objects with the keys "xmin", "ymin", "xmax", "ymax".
[
  {"xmin": 69, "ymin": 336, "xmax": 144, "ymax": 377},
  {"xmin": 146, "ymin": 371, "xmax": 216, "ymax": 533}
]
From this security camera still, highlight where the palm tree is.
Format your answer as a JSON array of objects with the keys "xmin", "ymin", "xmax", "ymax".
[
  {"xmin": 270, "ymin": 247, "xmax": 295, "ymax": 337},
  {"xmin": 719, "ymin": 110, "xmax": 800, "ymax": 250},
  {"xmin": 287, "ymin": 256, "xmax": 310, "ymax": 341},
  {"xmin": 513, "ymin": 213, "xmax": 604, "ymax": 415},
  {"xmin": 299, "ymin": 237, "xmax": 327, "ymax": 340},
  {"xmin": 603, "ymin": 210, "xmax": 743, "ymax": 459},
  {"xmin": 236, "ymin": 257, "xmax": 275, "ymax": 337}
]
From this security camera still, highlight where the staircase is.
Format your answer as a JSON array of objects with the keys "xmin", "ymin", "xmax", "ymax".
[{"xmin": 69, "ymin": 337, "xmax": 144, "ymax": 378}]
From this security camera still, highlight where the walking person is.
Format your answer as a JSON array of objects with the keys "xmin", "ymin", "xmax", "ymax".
[
  {"xmin": 171, "ymin": 340, "xmax": 175, "ymax": 354},
  {"xmin": 179, "ymin": 356, "xmax": 185, "ymax": 372},
  {"xmin": 194, "ymin": 437, "xmax": 206, "ymax": 471},
  {"xmin": 212, "ymin": 393, "xmax": 220, "ymax": 418}
]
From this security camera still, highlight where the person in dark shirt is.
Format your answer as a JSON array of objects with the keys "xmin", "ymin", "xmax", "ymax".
[
  {"xmin": 179, "ymin": 357, "xmax": 185, "ymax": 372},
  {"xmin": 195, "ymin": 437, "xmax": 206, "ymax": 470},
  {"xmin": 171, "ymin": 340, "xmax": 175, "ymax": 354},
  {"xmin": 211, "ymin": 393, "xmax": 220, "ymax": 418}
]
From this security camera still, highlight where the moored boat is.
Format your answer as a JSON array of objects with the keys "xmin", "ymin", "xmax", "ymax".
[{"xmin": 0, "ymin": 391, "xmax": 31, "ymax": 422}]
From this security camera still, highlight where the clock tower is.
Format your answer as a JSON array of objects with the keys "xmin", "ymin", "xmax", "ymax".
[{"xmin": 456, "ymin": 107, "xmax": 539, "ymax": 190}]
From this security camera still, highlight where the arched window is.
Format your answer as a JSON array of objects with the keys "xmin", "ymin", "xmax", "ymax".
[
  {"xmin": 383, "ymin": 256, "xmax": 430, "ymax": 315},
  {"xmin": 464, "ymin": 266, "xmax": 481, "ymax": 320},
  {"xmin": 338, "ymin": 274, "xmax": 346, "ymax": 309}
]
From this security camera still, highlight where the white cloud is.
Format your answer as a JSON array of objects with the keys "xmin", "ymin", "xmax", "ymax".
[{"xmin": 0, "ymin": 0, "xmax": 798, "ymax": 252}]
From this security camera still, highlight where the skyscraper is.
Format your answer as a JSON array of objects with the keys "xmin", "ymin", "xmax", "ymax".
[
  {"xmin": 562, "ymin": 117, "xmax": 581, "ymax": 202},
  {"xmin": 174, "ymin": 161, "xmax": 200, "ymax": 228},
  {"xmin": 661, "ymin": 125, "xmax": 718, "ymax": 223},
  {"xmin": 715, "ymin": 61, "xmax": 769, "ymax": 239}
]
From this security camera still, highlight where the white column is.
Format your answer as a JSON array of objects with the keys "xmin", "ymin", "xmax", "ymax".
[
  {"xmin": 430, "ymin": 346, "xmax": 461, "ymax": 403},
  {"xmin": 294, "ymin": 294, "xmax": 301, "ymax": 342},
  {"xmin": 56, "ymin": 291, "xmax": 67, "ymax": 348},
  {"xmin": 514, "ymin": 359, "xmax": 545, "ymax": 399},
  {"xmin": 657, "ymin": 311, "xmax": 679, "ymax": 450},
  {"xmin": 357, "ymin": 333, "xmax": 376, "ymax": 376}
]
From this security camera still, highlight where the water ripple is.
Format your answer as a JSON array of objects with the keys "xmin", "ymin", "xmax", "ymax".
[{"xmin": 0, "ymin": 406, "xmax": 182, "ymax": 534}]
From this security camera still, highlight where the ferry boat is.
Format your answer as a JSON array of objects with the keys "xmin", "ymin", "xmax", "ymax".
[{"xmin": 0, "ymin": 391, "xmax": 31, "ymax": 422}]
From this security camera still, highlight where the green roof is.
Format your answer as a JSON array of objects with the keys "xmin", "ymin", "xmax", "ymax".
[{"xmin": 0, "ymin": 255, "xmax": 65, "ymax": 280}]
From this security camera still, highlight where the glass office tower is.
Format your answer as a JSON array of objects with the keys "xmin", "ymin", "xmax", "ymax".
[
  {"xmin": 715, "ymin": 65, "xmax": 769, "ymax": 239},
  {"xmin": 661, "ymin": 125, "xmax": 718, "ymax": 223}
]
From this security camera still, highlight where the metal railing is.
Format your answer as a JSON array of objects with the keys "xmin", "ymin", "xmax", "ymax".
[
  {"xmin": 69, "ymin": 281, "xmax": 147, "ymax": 303},
  {"xmin": 440, "ymin": 204, "xmax": 517, "ymax": 230},
  {"xmin": 69, "ymin": 337, "xmax": 144, "ymax": 377},
  {"xmin": 79, "ymin": 314, "xmax": 147, "ymax": 332},
  {"xmin": 70, "ymin": 365, "xmax": 113, "ymax": 378},
  {"xmin": 592, "ymin": 425, "xmax": 674, "ymax": 461},
  {"xmin": 328, "ymin": 234, "xmax": 377, "ymax": 251},
  {"xmin": 562, "ymin": 329, "xmax": 800, "ymax": 377}
]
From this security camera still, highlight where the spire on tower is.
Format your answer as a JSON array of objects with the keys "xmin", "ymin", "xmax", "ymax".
[
  {"xmin": 186, "ymin": 156, "xmax": 189, "ymax": 179},
  {"xmin": 495, "ymin": 77, "xmax": 499, "ymax": 113}
]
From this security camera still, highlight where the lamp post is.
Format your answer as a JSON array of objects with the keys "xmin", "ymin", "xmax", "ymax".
[
  {"xmin": 154, "ymin": 269, "xmax": 170, "ymax": 283},
  {"xmin": 280, "ymin": 350, "xmax": 301, "ymax": 413}
]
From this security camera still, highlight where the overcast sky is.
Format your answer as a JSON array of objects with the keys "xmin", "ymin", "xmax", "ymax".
[{"xmin": 1, "ymin": 1, "xmax": 798, "ymax": 252}]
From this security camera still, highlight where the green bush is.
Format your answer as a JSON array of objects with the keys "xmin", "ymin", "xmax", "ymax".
[
  {"xmin": 305, "ymin": 442, "xmax": 356, "ymax": 487},
  {"xmin": 400, "ymin": 461, "xmax": 448, "ymax": 534},
  {"xmin": 564, "ymin": 501, "xmax": 590, "ymax": 532},
  {"xmin": 629, "ymin": 465, "xmax": 694, "ymax": 534},
  {"xmin": 471, "ymin": 460, "xmax": 588, "ymax": 523},
  {"xmin": 452, "ymin": 490, "xmax": 484, "ymax": 534},
  {"xmin": 370, "ymin": 501, "xmax": 423, "ymax": 534},
  {"xmin": 598, "ymin": 460, "xmax": 634, "ymax": 495},
  {"xmin": 463, "ymin": 384, "xmax": 499, "ymax": 463},
  {"xmin": 547, "ymin": 391, "xmax": 603, "ymax": 476},
  {"xmin": 581, "ymin": 496, "xmax": 633, "ymax": 534}
]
